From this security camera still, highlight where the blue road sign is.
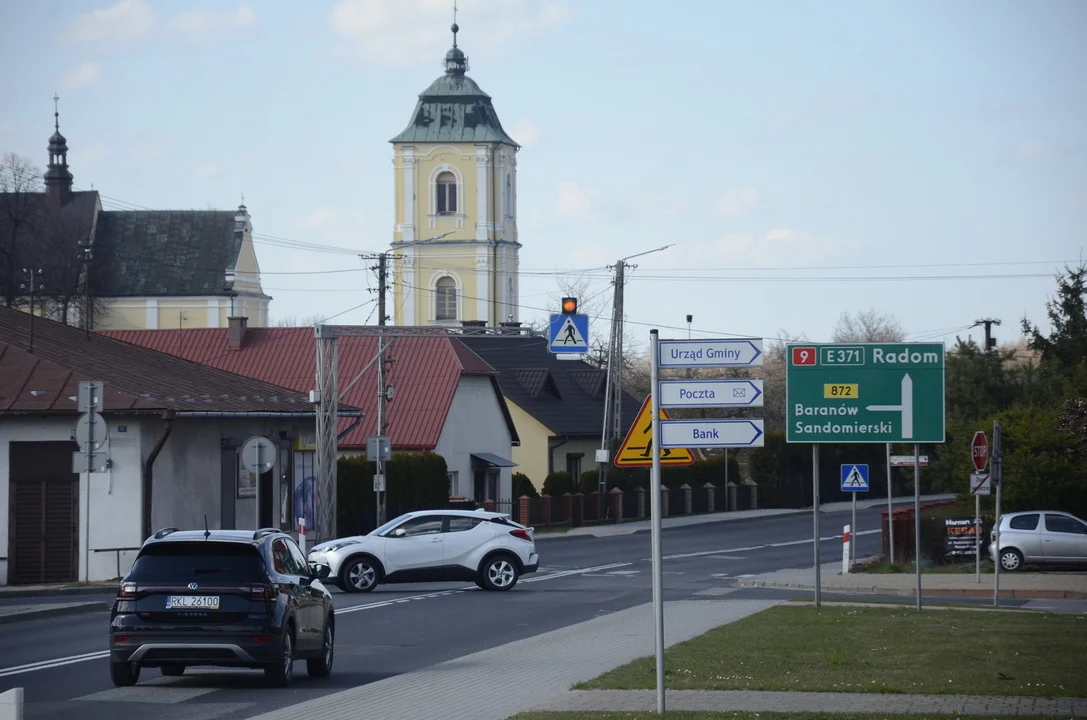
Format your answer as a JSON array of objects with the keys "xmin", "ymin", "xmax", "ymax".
[
  {"xmin": 549, "ymin": 313, "xmax": 590, "ymax": 354},
  {"xmin": 840, "ymin": 464, "xmax": 870, "ymax": 492}
]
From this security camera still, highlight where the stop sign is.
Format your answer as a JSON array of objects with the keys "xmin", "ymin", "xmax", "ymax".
[{"xmin": 971, "ymin": 430, "xmax": 989, "ymax": 472}]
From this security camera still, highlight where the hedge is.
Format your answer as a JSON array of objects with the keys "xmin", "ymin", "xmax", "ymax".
[{"xmin": 337, "ymin": 452, "xmax": 449, "ymax": 536}]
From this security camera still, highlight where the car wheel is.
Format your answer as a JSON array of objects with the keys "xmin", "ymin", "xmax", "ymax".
[
  {"xmin": 306, "ymin": 618, "xmax": 334, "ymax": 678},
  {"xmin": 479, "ymin": 554, "xmax": 520, "ymax": 591},
  {"xmin": 110, "ymin": 660, "xmax": 140, "ymax": 687},
  {"xmin": 264, "ymin": 624, "xmax": 295, "ymax": 688},
  {"xmin": 341, "ymin": 556, "xmax": 380, "ymax": 593},
  {"xmin": 160, "ymin": 664, "xmax": 185, "ymax": 677},
  {"xmin": 1000, "ymin": 548, "xmax": 1024, "ymax": 572}
]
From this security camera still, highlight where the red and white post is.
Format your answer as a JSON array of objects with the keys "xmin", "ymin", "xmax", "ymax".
[
  {"xmin": 298, "ymin": 516, "xmax": 307, "ymax": 556},
  {"xmin": 842, "ymin": 524, "xmax": 852, "ymax": 574}
]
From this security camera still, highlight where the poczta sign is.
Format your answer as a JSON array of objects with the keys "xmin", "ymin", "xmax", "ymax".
[{"xmin": 785, "ymin": 343, "xmax": 946, "ymax": 444}]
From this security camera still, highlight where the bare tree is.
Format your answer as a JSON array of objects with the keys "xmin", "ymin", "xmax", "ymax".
[
  {"xmin": 760, "ymin": 330, "xmax": 809, "ymax": 432},
  {"xmin": 275, "ymin": 314, "xmax": 327, "ymax": 327},
  {"xmin": 832, "ymin": 309, "xmax": 905, "ymax": 343},
  {"xmin": 0, "ymin": 153, "xmax": 42, "ymax": 309}
]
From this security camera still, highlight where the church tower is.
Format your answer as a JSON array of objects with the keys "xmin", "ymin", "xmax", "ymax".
[{"xmin": 390, "ymin": 20, "xmax": 520, "ymax": 327}]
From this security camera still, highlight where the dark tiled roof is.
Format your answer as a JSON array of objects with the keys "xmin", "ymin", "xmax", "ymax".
[
  {"xmin": 457, "ymin": 335, "xmax": 642, "ymax": 437},
  {"xmin": 0, "ymin": 191, "xmax": 99, "ymax": 297},
  {"xmin": 390, "ymin": 73, "xmax": 518, "ymax": 145},
  {"xmin": 0, "ymin": 307, "xmax": 322, "ymax": 414},
  {"xmin": 90, "ymin": 210, "xmax": 243, "ymax": 297},
  {"xmin": 99, "ymin": 327, "xmax": 518, "ymax": 449}
]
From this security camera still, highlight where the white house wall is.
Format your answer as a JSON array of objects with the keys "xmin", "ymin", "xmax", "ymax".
[{"xmin": 434, "ymin": 376, "xmax": 514, "ymax": 502}]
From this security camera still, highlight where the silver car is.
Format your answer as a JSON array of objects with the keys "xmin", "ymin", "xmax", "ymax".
[{"xmin": 989, "ymin": 510, "xmax": 1087, "ymax": 571}]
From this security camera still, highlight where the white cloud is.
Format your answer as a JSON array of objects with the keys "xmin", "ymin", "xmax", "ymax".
[
  {"xmin": 293, "ymin": 206, "xmax": 369, "ymax": 249},
  {"xmin": 713, "ymin": 188, "xmax": 761, "ymax": 219},
  {"xmin": 509, "ymin": 118, "xmax": 540, "ymax": 148},
  {"xmin": 174, "ymin": 5, "xmax": 256, "ymax": 40},
  {"xmin": 193, "ymin": 164, "xmax": 221, "ymax": 178},
  {"xmin": 62, "ymin": 62, "xmax": 103, "ymax": 90},
  {"xmin": 61, "ymin": 0, "xmax": 255, "ymax": 43},
  {"xmin": 330, "ymin": 0, "xmax": 572, "ymax": 67},
  {"xmin": 555, "ymin": 181, "xmax": 597, "ymax": 216},
  {"xmin": 1019, "ymin": 140, "xmax": 1046, "ymax": 158},
  {"xmin": 765, "ymin": 228, "xmax": 794, "ymax": 242},
  {"xmin": 676, "ymin": 228, "xmax": 838, "ymax": 268},
  {"xmin": 63, "ymin": 0, "xmax": 159, "ymax": 43}
]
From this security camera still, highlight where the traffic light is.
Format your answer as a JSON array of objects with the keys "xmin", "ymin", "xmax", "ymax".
[{"xmin": 561, "ymin": 297, "xmax": 578, "ymax": 314}]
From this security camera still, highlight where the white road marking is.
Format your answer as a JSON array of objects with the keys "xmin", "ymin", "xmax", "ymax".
[
  {"xmin": 0, "ymin": 650, "xmax": 110, "ymax": 678},
  {"xmin": 653, "ymin": 529, "xmax": 880, "ymax": 561},
  {"xmin": 707, "ymin": 555, "xmax": 746, "ymax": 560}
]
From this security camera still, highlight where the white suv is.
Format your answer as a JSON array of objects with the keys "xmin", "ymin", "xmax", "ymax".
[{"xmin": 308, "ymin": 510, "xmax": 539, "ymax": 593}]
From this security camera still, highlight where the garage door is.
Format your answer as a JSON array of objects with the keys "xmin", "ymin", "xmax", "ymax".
[{"xmin": 8, "ymin": 441, "xmax": 79, "ymax": 585}]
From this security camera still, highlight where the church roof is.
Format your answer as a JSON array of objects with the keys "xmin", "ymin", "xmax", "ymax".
[
  {"xmin": 90, "ymin": 210, "xmax": 248, "ymax": 297},
  {"xmin": 390, "ymin": 31, "xmax": 518, "ymax": 146}
]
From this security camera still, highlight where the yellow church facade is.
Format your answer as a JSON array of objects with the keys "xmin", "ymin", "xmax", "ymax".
[{"xmin": 389, "ymin": 27, "xmax": 521, "ymax": 328}]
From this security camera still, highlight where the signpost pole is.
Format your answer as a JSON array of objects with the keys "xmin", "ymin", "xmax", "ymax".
[
  {"xmin": 813, "ymin": 445, "xmax": 821, "ymax": 608},
  {"xmin": 975, "ymin": 492, "xmax": 981, "ymax": 583},
  {"xmin": 993, "ymin": 420, "xmax": 1002, "ymax": 608},
  {"xmin": 914, "ymin": 443, "xmax": 922, "ymax": 611},
  {"xmin": 851, "ymin": 492, "xmax": 857, "ymax": 567},
  {"xmin": 649, "ymin": 330, "xmax": 665, "ymax": 715},
  {"xmin": 85, "ymin": 388, "xmax": 97, "ymax": 581},
  {"xmin": 886, "ymin": 442, "xmax": 894, "ymax": 564},
  {"xmin": 256, "ymin": 441, "xmax": 263, "ymax": 528}
]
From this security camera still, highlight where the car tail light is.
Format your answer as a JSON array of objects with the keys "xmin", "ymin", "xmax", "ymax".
[
  {"xmin": 250, "ymin": 584, "xmax": 274, "ymax": 600},
  {"xmin": 509, "ymin": 529, "xmax": 532, "ymax": 542},
  {"xmin": 113, "ymin": 636, "xmax": 131, "ymax": 643},
  {"xmin": 117, "ymin": 583, "xmax": 136, "ymax": 599},
  {"xmin": 252, "ymin": 636, "xmax": 271, "ymax": 644}
]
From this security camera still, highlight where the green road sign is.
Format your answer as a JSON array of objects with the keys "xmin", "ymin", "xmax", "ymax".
[{"xmin": 786, "ymin": 343, "xmax": 945, "ymax": 444}]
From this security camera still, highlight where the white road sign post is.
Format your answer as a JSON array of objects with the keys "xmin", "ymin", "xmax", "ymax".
[
  {"xmin": 646, "ymin": 331, "xmax": 765, "ymax": 712},
  {"xmin": 242, "ymin": 436, "xmax": 276, "ymax": 528}
]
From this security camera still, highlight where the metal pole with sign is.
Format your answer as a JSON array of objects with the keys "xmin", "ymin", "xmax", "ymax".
[
  {"xmin": 649, "ymin": 330, "xmax": 665, "ymax": 715},
  {"xmin": 886, "ymin": 442, "xmax": 894, "ymax": 564},
  {"xmin": 813, "ymin": 445, "xmax": 821, "ymax": 607},
  {"xmin": 970, "ymin": 430, "xmax": 989, "ymax": 584},
  {"xmin": 851, "ymin": 492, "xmax": 857, "ymax": 566},
  {"xmin": 914, "ymin": 443, "xmax": 922, "ymax": 611},
  {"xmin": 993, "ymin": 421, "xmax": 1002, "ymax": 607}
]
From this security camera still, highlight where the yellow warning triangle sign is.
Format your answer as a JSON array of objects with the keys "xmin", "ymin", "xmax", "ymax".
[{"xmin": 614, "ymin": 395, "xmax": 696, "ymax": 467}]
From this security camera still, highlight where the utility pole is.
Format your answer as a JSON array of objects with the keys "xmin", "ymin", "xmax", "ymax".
[
  {"xmin": 20, "ymin": 268, "xmax": 44, "ymax": 352},
  {"xmin": 973, "ymin": 318, "xmax": 1002, "ymax": 353},
  {"xmin": 375, "ymin": 252, "xmax": 389, "ymax": 526}
]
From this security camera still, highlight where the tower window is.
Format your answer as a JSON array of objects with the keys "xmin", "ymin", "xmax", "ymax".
[
  {"xmin": 435, "ymin": 276, "xmax": 457, "ymax": 320},
  {"xmin": 436, "ymin": 171, "xmax": 457, "ymax": 214},
  {"xmin": 505, "ymin": 174, "xmax": 512, "ymax": 217}
]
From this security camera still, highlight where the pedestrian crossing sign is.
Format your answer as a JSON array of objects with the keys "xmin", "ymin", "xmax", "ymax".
[
  {"xmin": 840, "ymin": 464, "xmax": 870, "ymax": 492},
  {"xmin": 549, "ymin": 313, "xmax": 590, "ymax": 353},
  {"xmin": 614, "ymin": 396, "xmax": 695, "ymax": 467}
]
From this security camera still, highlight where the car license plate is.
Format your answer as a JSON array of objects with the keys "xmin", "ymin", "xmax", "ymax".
[{"xmin": 166, "ymin": 595, "xmax": 220, "ymax": 610}]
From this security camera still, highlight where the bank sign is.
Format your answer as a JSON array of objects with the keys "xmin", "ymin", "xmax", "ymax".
[{"xmin": 785, "ymin": 343, "xmax": 945, "ymax": 444}]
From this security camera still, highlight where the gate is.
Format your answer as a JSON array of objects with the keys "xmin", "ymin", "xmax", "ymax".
[{"xmin": 8, "ymin": 441, "xmax": 79, "ymax": 584}]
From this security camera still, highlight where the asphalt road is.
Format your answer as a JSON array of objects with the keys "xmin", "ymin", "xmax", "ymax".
[{"xmin": 0, "ymin": 505, "xmax": 942, "ymax": 720}]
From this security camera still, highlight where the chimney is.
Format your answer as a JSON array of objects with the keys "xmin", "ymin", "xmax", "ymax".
[{"xmin": 227, "ymin": 316, "xmax": 248, "ymax": 350}]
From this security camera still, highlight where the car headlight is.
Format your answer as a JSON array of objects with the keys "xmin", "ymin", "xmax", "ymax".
[{"xmin": 322, "ymin": 541, "xmax": 357, "ymax": 553}]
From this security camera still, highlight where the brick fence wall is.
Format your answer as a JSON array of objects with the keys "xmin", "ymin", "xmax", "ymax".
[{"xmin": 517, "ymin": 483, "xmax": 758, "ymax": 528}]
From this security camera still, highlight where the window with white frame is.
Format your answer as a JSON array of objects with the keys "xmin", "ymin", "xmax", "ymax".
[
  {"xmin": 436, "ymin": 171, "xmax": 457, "ymax": 214},
  {"xmin": 435, "ymin": 276, "xmax": 457, "ymax": 320}
]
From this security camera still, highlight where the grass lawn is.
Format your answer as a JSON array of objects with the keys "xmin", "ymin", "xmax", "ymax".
[
  {"xmin": 576, "ymin": 605, "xmax": 1087, "ymax": 697},
  {"xmin": 511, "ymin": 714, "xmax": 1063, "ymax": 720}
]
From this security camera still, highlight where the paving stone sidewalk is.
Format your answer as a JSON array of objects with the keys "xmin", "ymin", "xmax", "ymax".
[
  {"xmin": 245, "ymin": 599, "xmax": 780, "ymax": 720},
  {"xmin": 540, "ymin": 689, "xmax": 1087, "ymax": 717}
]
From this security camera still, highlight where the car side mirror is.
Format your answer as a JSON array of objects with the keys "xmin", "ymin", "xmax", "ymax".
[
  {"xmin": 391, "ymin": 527, "xmax": 407, "ymax": 538},
  {"xmin": 310, "ymin": 562, "xmax": 331, "ymax": 580}
]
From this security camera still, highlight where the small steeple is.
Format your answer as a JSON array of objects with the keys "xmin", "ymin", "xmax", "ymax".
[
  {"xmin": 444, "ymin": 1, "xmax": 468, "ymax": 76},
  {"xmin": 44, "ymin": 93, "xmax": 73, "ymax": 208}
]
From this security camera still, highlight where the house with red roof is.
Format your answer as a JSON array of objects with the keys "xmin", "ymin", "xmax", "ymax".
[
  {"xmin": 100, "ymin": 318, "xmax": 520, "ymax": 519},
  {"xmin": 0, "ymin": 308, "xmax": 352, "ymax": 585}
]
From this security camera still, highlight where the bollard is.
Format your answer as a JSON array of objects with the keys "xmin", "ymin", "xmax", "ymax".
[
  {"xmin": 0, "ymin": 687, "xmax": 23, "ymax": 720},
  {"xmin": 842, "ymin": 524, "xmax": 851, "ymax": 574},
  {"xmin": 298, "ymin": 517, "xmax": 307, "ymax": 556}
]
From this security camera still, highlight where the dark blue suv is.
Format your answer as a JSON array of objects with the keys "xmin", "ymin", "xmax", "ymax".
[{"xmin": 109, "ymin": 528, "xmax": 335, "ymax": 687}]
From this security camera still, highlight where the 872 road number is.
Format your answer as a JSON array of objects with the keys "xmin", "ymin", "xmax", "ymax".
[{"xmin": 823, "ymin": 384, "xmax": 858, "ymax": 399}]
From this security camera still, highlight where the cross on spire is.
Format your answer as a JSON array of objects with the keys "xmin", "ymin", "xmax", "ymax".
[
  {"xmin": 53, "ymin": 93, "xmax": 60, "ymax": 131},
  {"xmin": 452, "ymin": 0, "xmax": 458, "ymax": 48}
]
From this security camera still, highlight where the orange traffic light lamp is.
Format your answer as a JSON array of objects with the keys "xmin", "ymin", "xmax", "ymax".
[{"xmin": 561, "ymin": 297, "xmax": 578, "ymax": 314}]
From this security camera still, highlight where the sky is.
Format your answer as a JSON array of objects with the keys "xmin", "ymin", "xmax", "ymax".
[{"xmin": 1, "ymin": 0, "xmax": 1085, "ymax": 353}]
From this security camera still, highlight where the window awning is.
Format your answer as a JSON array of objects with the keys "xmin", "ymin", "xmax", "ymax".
[{"xmin": 470, "ymin": 452, "xmax": 518, "ymax": 468}]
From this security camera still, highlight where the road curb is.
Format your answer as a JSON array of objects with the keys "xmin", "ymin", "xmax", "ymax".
[
  {"xmin": 732, "ymin": 578, "xmax": 1087, "ymax": 600},
  {"xmin": 0, "ymin": 601, "xmax": 110, "ymax": 625},
  {"xmin": 0, "ymin": 584, "xmax": 116, "ymax": 600}
]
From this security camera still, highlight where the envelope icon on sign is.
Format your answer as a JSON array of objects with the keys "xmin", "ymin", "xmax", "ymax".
[{"xmin": 733, "ymin": 388, "xmax": 745, "ymax": 397}]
